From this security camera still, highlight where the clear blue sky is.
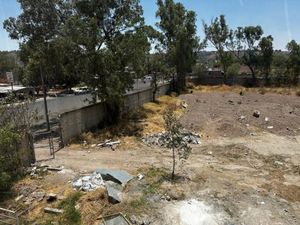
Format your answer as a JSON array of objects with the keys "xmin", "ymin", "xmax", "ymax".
[{"xmin": 0, "ymin": 0, "xmax": 299, "ymax": 51}]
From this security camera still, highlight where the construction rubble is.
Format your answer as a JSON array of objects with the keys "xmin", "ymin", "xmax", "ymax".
[
  {"xmin": 72, "ymin": 169, "xmax": 134, "ymax": 204},
  {"xmin": 142, "ymin": 131, "xmax": 201, "ymax": 147}
]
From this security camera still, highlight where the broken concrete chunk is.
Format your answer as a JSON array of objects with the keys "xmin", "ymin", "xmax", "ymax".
[
  {"xmin": 253, "ymin": 110, "xmax": 261, "ymax": 118},
  {"xmin": 96, "ymin": 169, "xmax": 134, "ymax": 186},
  {"xmin": 46, "ymin": 193, "xmax": 57, "ymax": 202},
  {"xmin": 106, "ymin": 183, "xmax": 122, "ymax": 204},
  {"xmin": 44, "ymin": 207, "xmax": 63, "ymax": 214}
]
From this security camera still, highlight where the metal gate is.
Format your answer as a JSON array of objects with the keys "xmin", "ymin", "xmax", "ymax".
[{"xmin": 33, "ymin": 121, "xmax": 64, "ymax": 161}]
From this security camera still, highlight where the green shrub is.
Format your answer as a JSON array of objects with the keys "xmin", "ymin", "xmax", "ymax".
[{"xmin": 0, "ymin": 125, "xmax": 21, "ymax": 193}]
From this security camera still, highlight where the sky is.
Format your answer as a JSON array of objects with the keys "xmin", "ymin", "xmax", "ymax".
[{"xmin": 0, "ymin": 0, "xmax": 299, "ymax": 51}]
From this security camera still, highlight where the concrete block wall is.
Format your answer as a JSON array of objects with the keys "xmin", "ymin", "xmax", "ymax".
[{"xmin": 60, "ymin": 84, "xmax": 170, "ymax": 144}]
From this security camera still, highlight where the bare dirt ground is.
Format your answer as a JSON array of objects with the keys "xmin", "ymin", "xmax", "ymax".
[
  {"xmin": 4, "ymin": 89, "xmax": 300, "ymax": 225},
  {"xmin": 180, "ymin": 92, "xmax": 300, "ymax": 137}
]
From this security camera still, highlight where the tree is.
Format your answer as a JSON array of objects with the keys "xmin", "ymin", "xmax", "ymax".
[
  {"xmin": 156, "ymin": 0, "xmax": 200, "ymax": 92},
  {"xmin": 271, "ymin": 51, "xmax": 288, "ymax": 84},
  {"xmin": 163, "ymin": 107, "xmax": 191, "ymax": 180},
  {"xmin": 286, "ymin": 40, "xmax": 300, "ymax": 85},
  {"xmin": 259, "ymin": 35, "xmax": 274, "ymax": 85},
  {"xmin": 203, "ymin": 15, "xmax": 233, "ymax": 83},
  {"xmin": 3, "ymin": 0, "xmax": 77, "ymax": 89},
  {"xmin": 65, "ymin": 0, "xmax": 151, "ymax": 123},
  {"xmin": 228, "ymin": 26, "xmax": 264, "ymax": 85}
]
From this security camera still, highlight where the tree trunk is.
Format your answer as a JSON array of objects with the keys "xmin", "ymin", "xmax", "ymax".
[
  {"xmin": 105, "ymin": 101, "xmax": 120, "ymax": 125},
  {"xmin": 172, "ymin": 148, "xmax": 175, "ymax": 180},
  {"xmin": 176, "ymin": 72, "xmax": 185, "ymax": 92},
  {"xmin": 223, "ymin": 65, "xmax": 227, "ymax": 84},
  {"xmin": 249, "ymin": 66, "xmax": 257, "ymax": 86}
]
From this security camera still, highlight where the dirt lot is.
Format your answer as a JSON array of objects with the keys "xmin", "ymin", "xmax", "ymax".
[
  {"xmin": 180, "ymin": 92, "xmax": 300, "ymax": 137},
  {"xmin": 4, "ymin": 89, "xmax": 300, "ymax": 225}
]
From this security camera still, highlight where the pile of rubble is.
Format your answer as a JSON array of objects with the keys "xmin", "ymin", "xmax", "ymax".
[
  {"xmin": 142, "ymin": 131, "xmax": 201, "ymax": 147},
  {"xmin": 72, "ymin": 169, "xmax": 134, "ymax": 204},
  {"xmin": 72, "ymin": 172, "xmax": 105, "ymax": 192}
]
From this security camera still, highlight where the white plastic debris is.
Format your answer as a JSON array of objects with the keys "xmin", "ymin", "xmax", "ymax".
[
  {"xmin": 137, "ymin": 174, "xmax": 144, "ymax": 181},
  {"xmin": 72, "ymin": 172, "xmax": 105, "ymax": 192}
]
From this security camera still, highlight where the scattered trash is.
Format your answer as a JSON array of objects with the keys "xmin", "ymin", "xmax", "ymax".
[
  {"xmin": 15, "ymin": 195, "xmax": 24, "ymax": 202},
  {"xmin": 97, "ymin": 140, "xmax": 121, "ymax": 148},
  {"xmin": 267, "ymin": 126, "xmax": 274, "ymax": 129},
  {"xmin": 44, "ymin": 207, "xmax": 64, "ymax": 215},
  {"xmin": 181, "ymin": 101, "xmax": 188, "ymax": 109},
  {"xmin": 91, "ymin": 144, "xmax": 97, "ymax": 148},
  {"xmin": 73, "ymin": 172, "xmax": 105, "ymax": 192},
  {"xmin": 265, "ymin": 117, "xmax": 269, "ymax": 122},
  {"xmin": 240, "ymin": 115, "xmax": 246, "ymax": 120},
  {"xmin": 142, "ymin": 131, "xmax": 201, "ymax": 147},
  {"xmin": 253, "ymin": 110, "xmax": 261, "ymax": 118},
  {"xmin": 274, "ymin": 161, "xmax": 284, "ymax": 166},
  {"xmin": 137, "ymin": 174, "xmax": 144, "ymax": 181},
  {"xmin": 246, "ymin": 124, "xmax": 250, "ymax": 127}
]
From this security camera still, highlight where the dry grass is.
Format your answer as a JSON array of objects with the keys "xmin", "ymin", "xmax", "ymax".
[
  {"xmin": 74, "ymin": 95, "xmax": 184, "ymax": 149},
  {"xmin": 78, "ymin": 188, "xmax": 108, "ymax": 225},
  {"xmin": 192, "ymin": 85, "xmax": 300, "ymax": 96},
  {"xmin": 142, "ymin": 95, "xmax": 183, "ymax": 135}
]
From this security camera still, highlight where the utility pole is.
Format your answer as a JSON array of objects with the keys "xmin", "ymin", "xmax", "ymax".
[{"xmin": 40, "ymin": 65, "xmax": 50, "ymax": 131}]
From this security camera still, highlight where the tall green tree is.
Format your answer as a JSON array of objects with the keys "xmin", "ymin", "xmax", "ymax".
[
  {"xmin": 3, "ymin": 0, "xmax": 76, "ymax": 89},
  {"xmin": 228, "ymin": 26, "xmax": 264, "ymax": 85},
  {"xmin": 286, "ymin": 40, "xmax": 300, "ymax": 85},
  {"xmin": 156, "ymin": 0, "xmax": 200, "ymax": 91},
  {"xmin": 64, "ymin": 0, "xmax": 152, "ymax": 122},
  {"xmin": 203, "ymin": 15, "xmax": 233, "ymax": 83},
  {"xmin": 259, "ymin": 35, "xmax": 274, "ymax": 85}
]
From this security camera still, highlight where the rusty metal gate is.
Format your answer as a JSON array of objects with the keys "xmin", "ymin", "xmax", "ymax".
[{"xmin": 32, "ymin": 121, "xmax": 64, "ymax": 161}]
